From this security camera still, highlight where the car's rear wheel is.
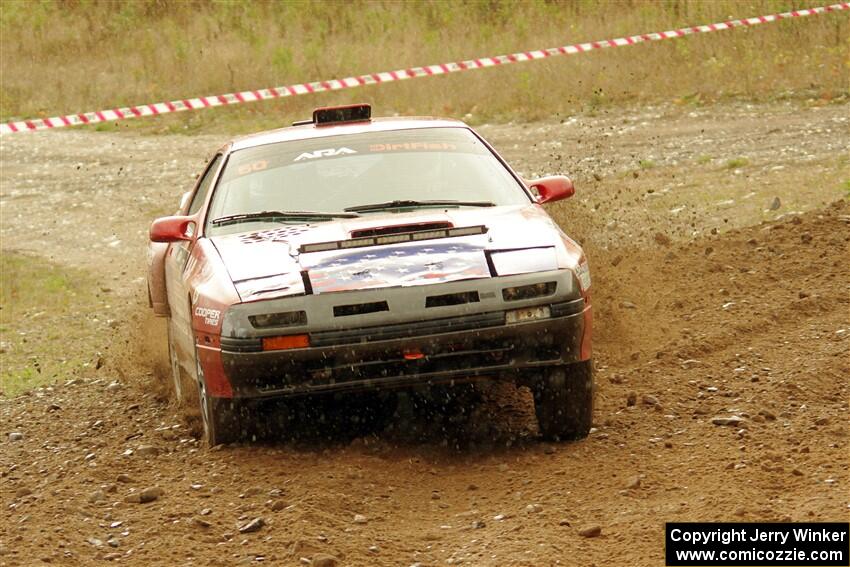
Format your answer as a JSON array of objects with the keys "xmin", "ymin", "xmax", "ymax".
[
  {"xmin": 532, "ymin": 361, "xmax": 594, "ymax": 441},
  {"xmin": 195, "ymin": 348, "xmax": 246, "ymax": 446}
]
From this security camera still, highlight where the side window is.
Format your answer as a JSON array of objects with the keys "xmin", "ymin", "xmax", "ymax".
[{"xmin": 187, "ymin": 154, "xmax": 223, "ymax": 215}]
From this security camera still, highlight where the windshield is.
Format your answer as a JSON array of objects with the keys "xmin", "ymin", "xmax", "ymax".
[{"xmin": 205, "ymin": 127, "xmax": 529, "ymax": 234}]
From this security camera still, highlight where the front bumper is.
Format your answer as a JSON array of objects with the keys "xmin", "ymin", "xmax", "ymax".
[{"xmin": 220, "ymin": 295, "xmax": 590, "ymax": 398}]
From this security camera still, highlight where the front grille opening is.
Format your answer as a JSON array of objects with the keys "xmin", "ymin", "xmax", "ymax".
[
  {"xmin": 250, "ymin": 310, "xmax": 307, "ymax": 328},
  {"xmin": 333, "ymin": 301, "xmax": 389, "ymax": 317},
  {"xmin": 425, "ymin": 291, "xmax": 480, "ymax": 308},
  {"xmin": 351, "ymin": 222, "xmax": 452, "ymax": 238},
  {"xmin": 502, "ymin": 281, "xmax": 557, "ymax": 301}
]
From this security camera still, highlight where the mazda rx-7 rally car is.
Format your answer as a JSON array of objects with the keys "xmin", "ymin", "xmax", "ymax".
[{"xmin": 148, "ymin": 104, "xmax": 593, "ymax": 445}]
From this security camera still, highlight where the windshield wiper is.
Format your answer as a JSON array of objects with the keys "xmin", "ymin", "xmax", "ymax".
[
  {"xmin": 343, "ymin": 200, "xmax": 496, "ymax": 213},
  {"xmin": 211, "ymin": 210, "xmax": 360, "ymax": 226}
]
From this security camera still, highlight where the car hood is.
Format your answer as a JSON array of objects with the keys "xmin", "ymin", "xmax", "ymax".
[{"xmin": 209, "ymin": 204, "xmax": 566, "ymax": 302}]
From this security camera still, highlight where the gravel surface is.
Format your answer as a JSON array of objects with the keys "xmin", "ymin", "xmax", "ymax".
[{"xmin": 1, "ymin": 100, "xmax": 848, "ymax": 566}]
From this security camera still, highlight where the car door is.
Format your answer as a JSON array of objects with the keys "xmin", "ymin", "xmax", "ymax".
[{"xmin": 165, "ymin": 153, "xmax": 223, "ymax": 375}]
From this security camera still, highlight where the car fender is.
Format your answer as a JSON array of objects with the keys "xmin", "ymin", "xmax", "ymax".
[
  {"xmin": 185, "ymin": 239, "xmax": 241, "ymax": 397},
  {"xmin": 147, "ymin": 241, "xmax": 170, "ymax": 316}
]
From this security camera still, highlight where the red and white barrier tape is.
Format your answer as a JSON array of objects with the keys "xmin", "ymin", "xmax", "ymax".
[{"xmin": 2, "ymin": 2, "xmax": 847, "ymax": 135}]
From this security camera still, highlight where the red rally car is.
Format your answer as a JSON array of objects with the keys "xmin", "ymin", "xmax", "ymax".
[{"xmin": 148, "ymin": 104, "xmax": 593, "ymax": 445}]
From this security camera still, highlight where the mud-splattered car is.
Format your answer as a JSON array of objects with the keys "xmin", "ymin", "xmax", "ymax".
[{"xmin": 148, "ymin": 104, "xmax": 592, "ymax": 445}]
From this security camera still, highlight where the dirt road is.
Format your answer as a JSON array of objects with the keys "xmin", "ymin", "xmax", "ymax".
[{"xmin": 1, "ymin": 100, "xmax": 848, "ymax": 566}]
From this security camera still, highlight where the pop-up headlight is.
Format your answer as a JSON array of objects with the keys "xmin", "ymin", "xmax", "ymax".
[{"xmin": 489, "ymin": 247, "xmax": 558, "ymax": 276}]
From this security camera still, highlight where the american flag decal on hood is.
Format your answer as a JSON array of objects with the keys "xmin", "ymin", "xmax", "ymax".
[{"xmin": 303, "ymin": 241, "xmax": 490, "ymax": 294}]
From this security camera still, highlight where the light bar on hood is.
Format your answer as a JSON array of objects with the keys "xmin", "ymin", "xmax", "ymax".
[{"xmin": 299, "ymin": 225, "xmax": 488, "ymax": 254}]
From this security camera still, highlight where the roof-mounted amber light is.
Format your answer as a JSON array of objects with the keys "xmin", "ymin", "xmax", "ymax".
[{"xmin": 314, "ymin": 104, "xmax": 371, "ymax": 126}]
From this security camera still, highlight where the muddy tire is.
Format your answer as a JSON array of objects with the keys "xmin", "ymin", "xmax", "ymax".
[
  {"xmin": 195, "ymin": 348, "xmax": 247, "ymax": 446},
  {"xmin": 532, "ymin": 361, "xmax": 594, "ymax": 441}
]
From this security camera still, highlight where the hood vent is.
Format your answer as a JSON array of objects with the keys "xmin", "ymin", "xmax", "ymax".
[{"xmin": 351, "ymin": 222, "xmax": 452, "ymax": 239}]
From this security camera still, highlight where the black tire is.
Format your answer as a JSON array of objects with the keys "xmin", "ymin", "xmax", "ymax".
[
  {"xmin": 195, "ymin": 348, "xmax": 247, "ymax": 446},
  {"xmin": 532, "ymin": 361, "xmax": 594, "ymax": 441}
]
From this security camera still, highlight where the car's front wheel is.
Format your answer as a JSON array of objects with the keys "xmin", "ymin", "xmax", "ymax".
[
  {"xmin": 195, "ymin": 348, "xmax": 247, "ymax": 446},
  {"xmin": 166, "ymin": 319, "xmax": 186, "ymax": 403},
  {"xmin": 532, "ymin": 361, "xmax": 594, "ymax": 441}
]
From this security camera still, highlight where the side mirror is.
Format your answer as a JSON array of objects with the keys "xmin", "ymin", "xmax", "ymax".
[
  {"xmin": 150, "ymin": 216, "xmax": 196, "ymax": 243},
  {"xmin": 527, "ymin": 176, "xmax": 575, "ymax": 204}
]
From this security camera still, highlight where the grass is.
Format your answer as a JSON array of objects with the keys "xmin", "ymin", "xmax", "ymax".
[
  {"xmin": 1, "ymin": 0, "xmax": 848, "ymax": 134},
  {"xmin": 726, "ymin": 157, "xmax": 750, "ymax": 169},
  {"xmin": 0, "ymin": 252, "xmax": 105, "ymax": 395}
]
